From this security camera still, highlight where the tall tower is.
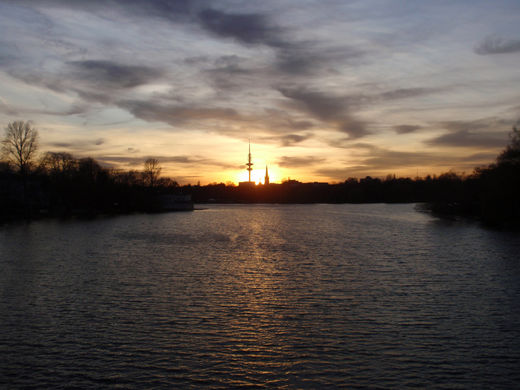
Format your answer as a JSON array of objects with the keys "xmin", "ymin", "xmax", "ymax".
[
  {"xmin": 265, "ymin": 165, "xmax": 270, "ymax": 185},
  {"xmin": 246, "ymin": 140, "xmax": 253, "ymax": 182}
]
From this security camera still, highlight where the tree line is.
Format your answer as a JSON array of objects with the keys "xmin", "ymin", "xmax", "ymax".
[
  {"xmin": 186, "ymin": 124, "xmax": 520, "ymax": 227},
  {"xmin": 2, "ymin": 120, "xmax": 519, "ymax": 227},
  {"xmin": 1, "ymin": 120, "xmax": 180, "ymax": 218}
]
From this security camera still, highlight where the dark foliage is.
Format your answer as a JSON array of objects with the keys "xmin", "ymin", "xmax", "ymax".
[{"xmin": 1, "ymin": 153, "xmax": 183, "ymax": 219}]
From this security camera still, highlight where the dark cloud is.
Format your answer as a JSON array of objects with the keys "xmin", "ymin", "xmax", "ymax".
[
  {"xmin": 338, "ymin": 118, "xmax": 368, "ymax": 139},
  {"xmin": 380, "ymin": 88, "xmax": 438, "ymax": 100},
  {"xmin": 286, "ymin": 120, "xmax": 314, "ymax": 130},
  {"xmin": 204, "ymin": 55, "xmax": 255, "ymax": 91},
  {"xmin": 425, "ymin": 118, "xmax": 511, "ymax": 148},
  {"xmin": 47, "ymin": 138, "xmax": 106, "ymax": 152},
  {"xmin": 7, "ymin": 60, "xmax": 166, "ymax": 107},
  {"xmin": 278, "ymin": 156, "xmax": 326, "ymax": 168},
  {"xmin": 475, "ymin": 36, "xmax": 520, "ymax": 55},
  {"xmin": 279, "ymin": 87, "xmax": 345, "ymax": 119},
  {"xmin": 49, "ymin": 142, "xmax": 73, "ymax": 148},
  {"xmin": 278, "ymin": 87, "xmax": 369, "ymax": 138},
  {"xmin": 261, "ymin": 133, "xmax": 313, "ymax": 147},
  {"xmin": 279, "ymin": 134, "xmax": 311, "ymax": 146},
  {"xmin": 118, "ymin": 100, "xmax": 241, "ymax": 126},
  {"xmin": 460, "ymin": 152, "xmax": 498, "ymax": 162},
  {"xmin": 0, "ymin": 41, "xmax": 20, "ymax": 67},
  {"xmin": 3, "ymin": 0, "xmax": 198, "ymax": 22},
  {"xmin": 426, "ymin": 130, "xmax": 508, "ymax": 148},
  {"xmin": 313, "ymin": 146, "xmax": 497, "ymax": 180},
  {"xmin": 6, "ymin": 68, "xmax": 65, "ymax": 94},
  {"xmin": 197, "ymin": 9, "xmax": 284, "ymax": 46},
  {"xmin": 197, "ymin": 7, "xmax": 366, "ymax": 77},
  {"xmin": 67, "ymin": 60, "xmax": 164, "ymax": 89},
  {"xmin": 196, "ymin": 8, "xmax": 355, "ymax": 77},
  {"xmin": 97, "ymin": 154, "xmax": 236, "ymax": 169},
  {"xmin": 356, "ymin": 149, "xmax": 440, "ymax": 169},
  {"xmin": 438, "ymin": 118, "xmax": 511, "ymax": 133},
  {"xmin": 394, "ymin": 124, "xmax": 422, "ymax": 134},
  {"xmin": 275, "ymin": 42, "xmax": 365, "ymax": 75}
]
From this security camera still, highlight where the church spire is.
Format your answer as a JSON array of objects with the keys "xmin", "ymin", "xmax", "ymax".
[{"xmin": 265, "ymin": 165, "xmax": 270, "ymax": 185}]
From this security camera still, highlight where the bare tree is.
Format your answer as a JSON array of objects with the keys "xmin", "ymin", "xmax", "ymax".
[
  {"xmin": 40, "ymin": 151, "xmax": 76, "ymax": 177},
  {"xmin": 2, "ymin": 120, "xmax": 39, "ymax": 176},
  {"xmin": 143, "ymin": 158, "xmax": 161, "ymax": 187}
]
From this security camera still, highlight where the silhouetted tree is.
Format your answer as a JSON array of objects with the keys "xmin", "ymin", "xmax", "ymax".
[
  {"xmin": 1, "ymin": 120, "xmax": 39, "ymax": 176},
  {"xmin": 476, "ymin": 124, "xmax": 520, "ymax": 226},
  {"xmin": 496, "ymin": 123, "xmax": 520, "ymax": 166},
  {"xmin": 143, "ymin": 158, "xmax": 161, "ymax": 187},
  {"xmin": 113, "ymin": 169, "xmax": 143, "ymax": 187},
  {"xmin": 40, "ymin": 151, "xmax": 76, "ymax": 177},
  {"xmin": 78, "ymin": 157, "xmax": 104, "ymax": 184},
  {"xmin": 156, "ymin": 177, "xmax": 178, "ymax": 188}
]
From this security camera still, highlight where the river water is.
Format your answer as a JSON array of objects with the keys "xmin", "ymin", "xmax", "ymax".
[{"xmin": 1, "ymin": 204, "xmax": 519, "ymax": 388}]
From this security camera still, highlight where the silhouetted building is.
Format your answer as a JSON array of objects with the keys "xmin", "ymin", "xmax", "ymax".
[
  {"xmin": 265, "ymin": 166, "xmax": 270, "ymax": 185},
  {"xmin": 238, "ymin": 181, "xmax": 256, "ymax": 189}
]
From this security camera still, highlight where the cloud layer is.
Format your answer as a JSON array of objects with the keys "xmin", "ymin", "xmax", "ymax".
[{"xmin": 0, "ymin": 0, "xmax": 518, "ymax": 183}]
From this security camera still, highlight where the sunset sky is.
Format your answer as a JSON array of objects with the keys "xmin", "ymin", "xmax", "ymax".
[{"xmin": 1, "ymin": 0, "xmax": 519, "ymax": 184}]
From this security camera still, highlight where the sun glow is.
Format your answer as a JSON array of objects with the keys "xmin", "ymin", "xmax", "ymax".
[{"xmin": 236, "ymin": 167, "xmax": 280, "ymax": 185}]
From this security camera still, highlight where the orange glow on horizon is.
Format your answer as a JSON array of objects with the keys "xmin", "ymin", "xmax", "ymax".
[{"xmin": 236, "ymin": 167, "xmax": 281, "ymax": 185}]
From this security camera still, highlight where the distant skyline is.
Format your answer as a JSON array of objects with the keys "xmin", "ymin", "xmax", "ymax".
[{"xmin": 1, "ymin": 0, "xmax": 519, "ymax": 184}]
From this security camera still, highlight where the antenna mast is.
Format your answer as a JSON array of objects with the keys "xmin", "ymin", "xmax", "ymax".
[{"xmin": 246, "ymin": 140, "xmax": 253, "ymax": 182}]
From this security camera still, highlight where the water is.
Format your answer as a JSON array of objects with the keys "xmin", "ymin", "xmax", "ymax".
[{"xmin": 1, "ymin": 204, "xmax": 519, "ymax": 388}]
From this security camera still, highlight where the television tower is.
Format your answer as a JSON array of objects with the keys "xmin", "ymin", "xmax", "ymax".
[
  {"xmin": 265, "ymin": 165, "xmax": 270, "ymax": 185},
  {"xmin": 246, "ymin": 140, "xmax": 253, "ymax": 182}
]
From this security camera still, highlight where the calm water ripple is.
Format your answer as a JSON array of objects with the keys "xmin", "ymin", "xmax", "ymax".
[{"xmin": 1, "ymin": 204, "xmax": 520, "ymax": 388}]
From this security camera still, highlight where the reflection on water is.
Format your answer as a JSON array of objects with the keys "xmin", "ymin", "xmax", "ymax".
[{"xmin": 1, "ymin": 204, "xmax": 520, "ymax": 388}]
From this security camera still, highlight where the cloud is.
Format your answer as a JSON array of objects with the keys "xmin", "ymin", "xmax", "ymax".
[
  {"xmin": 278, "ymin": 155, "xmax": 326, "ymax": 168},
  {"xmin": 313, "ymin": 146, "xmax": 497, "ymax": 180},
  {"xmin": 203, "ymin": 55, "xmax": 257, "ymax": 91},
  {"xmin": 197, "ymin": 7, "xmax": 366, "ymax": 77},
  {"xmin": 285, "ymin": 119, "xmax": 314, "ymax": 130},
  {"xmin": 2, "ymin": 0, "xmax": 198, "ymax": 22},
  {"xmin": 97, "ymin": 154, "xmax": 236, "ymax": 169},
  {"xmin": 260, "ymin": 133, "xmax": 313, "ymax": 147},
  {"xmin": 425, "ymin": 118, "xmax": 512, "ymax": 148},
  {"xmin": 380, "ymin": 88, "xmax": 439, "ymax": 100},
  {"xmin": 426, "ymin": 130, "xmax": 508, "ymax": 148},
  {"xmin": 338, "ymin": 118, "xmax": 368, "ymax": 139},
  {"xmin": 279, "ymin": 87, "xmax": 349, "ymax": 119},
  {"xmin": 0, "ymin": 97, "xmax": 19, "ymax": 116},
  {"xmin": 460, "ymin": 152, "xmax": 498, "ymax": 162},
  {"xmin": 118, "ymin": 100, "xmax": 241, "ymax": 126},
  {"xmin": 3, "ymin": 101, "xmax": 91, "ymax": 118},
  {"xmin": 356, "ymin": 149, "xmax": 440, "ymax": 169},
  {"xmin": 278, "ymin": 133, "xmax": 312, "ymax": 146},
  {"xmin": 275, "ymin": 42, "xmax": 366, "ymax": 75},
  {"xmin": 197, "ymin": 8, "xmax": 284, "ymax": 46},
  {"xmin": 278, "ymin": 86, "xmax": 369, "ymax": 138},
  {"xmin": 67, "ymin": 60, "xmax": 165, "ymax": 89},
  {"xmin": 475, "ymin": 36, "xmax": 520, "ymax": 55},
  {"xmin": 7, "ymin": 59, "xmax": 166, "ymax": 107},
  {"xmin": 47, "ymin": 138, "xmax": 106, "ymax": 152},
  {"xmin": 394, "ymin": 125, "xmax": 422, "ymax": 134}
]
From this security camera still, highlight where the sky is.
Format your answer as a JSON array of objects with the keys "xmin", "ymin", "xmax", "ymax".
[{"xmin": 1, "ymin": 0, "xmax": 519, "ymax": 184}]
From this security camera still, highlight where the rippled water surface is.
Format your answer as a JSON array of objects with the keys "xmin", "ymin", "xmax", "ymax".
[{"xmin": 1, "ymin": 204, "xmax": 520, "ymax": 388}]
